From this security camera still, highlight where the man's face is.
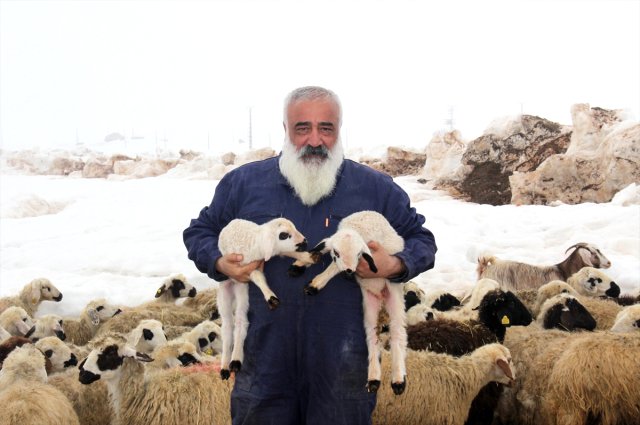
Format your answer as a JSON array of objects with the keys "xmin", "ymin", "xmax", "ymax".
[{"xmin": 285, "ymin": 99, "xmax": 340, "ymax": 159}]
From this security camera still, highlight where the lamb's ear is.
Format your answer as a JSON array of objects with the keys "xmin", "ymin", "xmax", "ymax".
[
  {"xmin": 362, "ymin": 252, "xmax": 378, "ymax": 273},
  {"xmin": 30, "ymin": 281, "xmax": 42, "ymax": 305},
  {"xmin": 262, "ymin": 232, "xmax": 276, "ymax": 261},
  {"xmin": 310, "ymin": 239, "xmax": 329, "ymax": 255},
  {"xmin": 119, "ymin": 344, "xmax": 153, "ymax": 362},
  {"xmin": 496, "ymin": 357, "xmax": 514, "ymax": 380},
  {"xmin": 576, "ymin": 247, "xmax": 595, "ymax": 267},
  {"xmin": 155, "ymin": 284, "xmax": 167, "ymax": 298},
  {"xmin": 127, "ymin": 328, "xmax": 142, "ymax": 348},
  {"xmin": 88, "ymin": 308, "xmax": 100, "ymax": 326}
]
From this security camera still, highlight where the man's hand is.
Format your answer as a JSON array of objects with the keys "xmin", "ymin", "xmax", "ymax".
[
  {"xmin": 215, "ymin": 253, "xmax": 263, "ymax": 283},
  {"xmin": 355, "ymin": 241, "xmax": 405, "ymax": 279}
]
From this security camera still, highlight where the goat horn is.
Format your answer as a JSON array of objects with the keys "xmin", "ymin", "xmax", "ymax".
[{"xmin": 565, "ymin": 242, "xmax": 589, "ymax": 254}]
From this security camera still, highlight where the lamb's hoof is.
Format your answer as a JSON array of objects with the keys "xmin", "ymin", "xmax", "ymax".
[
  {"xmin": 220, "ymin": 369, "xmax": 230, "ymax": 380},
  {"xmin": 367, "ymin": 380, "xmax": 381, "ymax": 393},
  {"xmin": 288, "ymin": 265, "xmax": 306, "ymax": 277},
  {"xmin": 229, "ymin": 360, "xmax": 242, "ymax": 373},
  {"xmin": 392, "ymin": 379, "xmax": 406, "ymax": 395},
  {"xmin": 268, "ymin": 296, "xmax": 280, "ymax": 310},
  {"xmin": 304, "ymin": 285, "xmax": 318, "ymax": 296}
]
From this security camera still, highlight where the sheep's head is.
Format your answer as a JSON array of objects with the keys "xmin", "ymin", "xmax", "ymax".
[
  {"xmin": 262, "ymin": 218, "xmax": 308, "ymax": 260},
  {"xmin": 79, "ymin": 338, "xmax": 152, "ymax": 384},
  {"xmin": 29, "ymin": 278, "xmax": 63, "ymax": 304},
  {"xmin": 193, "ymin": 320, "xmax": 222, "ymax": 354},
  {"xmin": 569, "ymin": 267, "xmax": 620, "ymax": 298},
  {"xmin": 566, "ymin": 242, "xmax": 611, "ymax": 269},
  {"xmin": 31, "ymin": 314, "xmax": 65, "ymax": 341},
  {"xmin": 0, "ymin": 306, "xmax": 36, "ymax": 338},
  {"xmin": 84, "ymin": 299, "xmax": 123, "ymax": 326},
  {"xmin": 155, "ymin": 274, "xmax": 197, "ymax": 299},
  {"xmin": 477, "ymin": 290, "xmax": 532, "ymax": 341},
  {"xmin": 539, "ymin": 293, "xmax": 596, "ymax": 332},
  {"xmin": 147, "ymin": 340, "xmax": 202, "ymax": 371},
  {"xmin": 478, "ymin": 343, "xmax": 515, "ymax": 387},
  {"xmin": 319, "ymin": 228, "xmax": 377, "ymax": 276},
  {"xmin": 34, "ymin": 336, "xmax": 78, "ymax": 373},
  {"xmin": 611, "ymin": 304, "xmax": 640, "ymax": 332},
  {"xmin": 127, "ymin": 319, "xmax": 167, "ymax": 355}
]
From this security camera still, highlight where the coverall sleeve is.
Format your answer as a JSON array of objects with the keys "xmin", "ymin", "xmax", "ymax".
[
  {"xmin": 183, "ymin": 173, "xmax": 236, "ymax": 282},
  {"xmin": 383, "ymin": 179, "xmax": 437, "ymax": 283}
]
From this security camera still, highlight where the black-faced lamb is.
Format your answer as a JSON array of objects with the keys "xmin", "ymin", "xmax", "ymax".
[
  {"xmin": 536, "ymin": 293, "xmax": 597, "ymax": 331},
  {"xmin": 477, "ymin": 242, "xmax": 611, "ymax": 291},
  {"xmin": 0, "ymin": 306, "xmax": 36, "ymax": 338},
  {"xmin": 78, "ymin": 334, "xmax": 232, "ymax": 425},
  {"xmin": 303, "ymin": 210, "xmax": 407, "ymax": 395},
  {"xmin": 217, "ymin": 217, "xmax": 315, "ymax": 379},
  {"xmin": 372, "ymin": 343, "xmax": 515, "ymax": 425},
  {"xmin": 0, "ymin": 277, "xmax": 63, "ymax": 316},
  {"xmin": 0, "ymin": 344, "xmax": 80, "ymax": 425}
]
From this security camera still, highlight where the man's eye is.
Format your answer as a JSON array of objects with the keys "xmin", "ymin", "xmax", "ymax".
[
  {"xmin": 295, "ymin": 126, "xmax": 310, "ymax": 134},
  {"xmin": 319, "ymin": 127, "xmax": 333, "ymax": 135}
]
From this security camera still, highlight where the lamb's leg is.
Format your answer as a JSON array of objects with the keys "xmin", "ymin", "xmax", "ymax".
[
  {"xmin": 218, "ymin": 280, "xmax": 235, "ymax": 380},
  {"xmin": 229, "ymin": 282, "xmax": 250, "ymax": 374},
  {"xmin": 362, "ymin": 288, "xmax": 383, "ymax": 393},
  {"xmin": 288, "ymin": 250, "xmax": 324, "ymax": 276},
  {"xmin": 248, "ymin": 269, "xmax": 280, "ymax": 310},
  {"xmin": 385, "ymin": 283, "xmax": 407, "ymax": 395},
  {"xmin": 304, "ymin": 262, "xmax": 340, "ymax": 295}
]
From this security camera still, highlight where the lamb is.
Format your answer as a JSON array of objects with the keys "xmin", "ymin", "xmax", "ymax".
[
  {"xmin": 146, "ymin": 339, "xmax": 203, "ymax": 371},
  {"xmin": 150, "ymin": 273, "xmax": 197, "ymax": 304},
  {"xmin": 174, "ymin": 319, "xmax": 222, "ymax": 354},
  {"xmin": 0, "ymin": 277, "xmax": 63, "ymax": 316},
  {"xmin": 126, "ymin": 319, "xmax": 168, "ymax": 354},
  {"xmin": 565, "ymin": 266, "xmax": 620, "ymax": 298},
  {"xmin": 78, "ymin": 334, "xmax": 232, "ymax": 425},
  {"xmin": 217, "ymin": 217, "xmax": 315, "ymax": 379},
  {"xmin": 0, "ymin": 344, "xmax": 80, "ymax": 425},
  {"xmin": 63, "ymin": 298, "xmax": 123, "ymax": 345},
  {"xmin": 181, "ymin": 287, "xmax": 220, "ymax": 322},
  {"xmin": 0, "ymin": 306, "xmax": 36, "ymax": 338},
  {"xmin": 31, "ymin": 314, "xmax": 66, "ymax": 341},
  {"xmin": 610, "ymin": 304, "xmax": 640, "ymax": 332},
  {"xmin": 34, "ymin": 335, "xmax": 78, "ymax": 373},
  {"xmin": 303, "ymin": 210, "xmax": 407, "ymax": 395},
  {"xmin": 477, "ymin": 242, "xmax": 611, "ymax": 291},
  {"xmin": 372, "ymin": 343, "xmax": 515, "ymax": 425},
  {"xmin": 546, "ymin": 332, "xmax": 640, "ymax": 425}
]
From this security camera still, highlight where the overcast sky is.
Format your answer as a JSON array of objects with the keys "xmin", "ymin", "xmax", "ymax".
[{"xmin": 1, "ymin": 0, "xmax": 638, "ymax": 153}]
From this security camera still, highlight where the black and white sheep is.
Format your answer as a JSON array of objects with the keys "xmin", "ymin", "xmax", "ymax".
[
  {"xmin": 151, "ymin": 273, "xmax": 197, "ymax": 304},
  {"xmin": 34, "ymin": 335, "xmax": 78, "ymax": 373},
  {"xmin": 536, "ymin": 292, "xmax": 597, "ymax": 331},
  {"xmin": 477, "ymin": 242, "xmax": 611, "ymax": 291},
  {"xmin": 173, "ymin": 319, "xmax": 222, "ymax": 355},
  {"xmin": 126, "ymin": 319, "xmax": 168, "ymax": 354},
  {"xmin": 565, "ymin": 266, "xmax": 620, "ymax": 298},
  {"xmin": 0, "ymin": 277, "xmax": 63, "ymax": 316},
  {"xmin": 0, "ymin": 344, "xmax": 80, "ymax": 425},
  {"xmin": 217, "ymin": 217, "xmax": 315, "ymax": 379},
  {"xmin": 303, "ymin": 210, "xmax": 407, "ymax": 395}
]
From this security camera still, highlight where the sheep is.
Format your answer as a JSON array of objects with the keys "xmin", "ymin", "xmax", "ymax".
[
  {"xmin": 547, "ymin": 332, "xmax": 640, "ymax": 425},
  {"xmin": 0, "ymin": 325, "xmax": 11, "ymax": 342},
  {"xmin": 403, "ymin": 280, "xmax": 426, "ymax": 311},
  {"xmin": 126, "ymin": 319, "xmax": 168, "ymax": 354},
  {"xmin": 181, "ymin": 287, "xmax": 220, "ymax": 322},
  {"xmin": 146, "ymin": 339, "xmax": 203, "ymax": 371},
  {"xmin": 31, "ymin": 314, "xmax": 66, "ymax": 341},
  {"xmin": 530, "ymin": 280, "xmax": 581, "ymax": 317},
  {"xmin": 0, "ymin": 277, "xmax": 63, "ymax": 317},
  {"xmin": 78, "ymin": 334, "xmax": 232, "ymax": 425},
  {"xmin": 459, "ymin": 278, "xmax": 501, "ymax": 310},
  {"xmin": 217, "ymin": 217, "xmax": 315, "ymax": 379},
  {"xmin": 48, "ymin": 367, "xmax": 113, "ymax": 425},
  {"xmin": 477, "ymin": 242, "xmax": 611, "ymax": 291},
  {"xmin": 174, "ymin": 319, "xmax": 222, "ymax": 354},
  {"xmin": 34, "ymin": 335, "xmax": 78, "ymax": 373},
  {"xmin": 372, "ymin": 343, "xmax": 515, "ymax": 425},
  {"xmin": 150, "ymin": 273, "xmax": 197, "ymax": 304},
  {"xmin": 303, "ymin": 210, "xmax": 407, "ymax": 395},
  {"xmin": 610, "ymin": 304, "xmax": 640, "ymax": 332},
  {"xmin": 0, "ymin": 306, "xmax": 36, "ymax": 338},
  {"xmin": 0, "ymin": 335, "xmax": 34, "ymax": 370},
  {"xmin": 63, "ymin": 298, "xmax": 123, "ymax": 345},
  {"xmin": 0, "ymin": 344, "xmax": 80, "ymax": 425},
  {"xmin": 565, "ymin": 266, "xmax": 620, "ymax": 298},
  {"xmin": 536, "ymin": 293, "xmax": 597, "ymax": 331}
]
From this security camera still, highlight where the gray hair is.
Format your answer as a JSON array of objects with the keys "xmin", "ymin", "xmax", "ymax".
[{"xmin": 283, "ymin": 86, "xmax": 342, "ymax": 127}]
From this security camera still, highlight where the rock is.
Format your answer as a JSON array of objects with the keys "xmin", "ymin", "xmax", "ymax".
[{"xmin": 361, "ymin": 146, "xmax": 426, "ymax": 177}]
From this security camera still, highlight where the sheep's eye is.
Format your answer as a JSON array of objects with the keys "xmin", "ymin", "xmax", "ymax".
[
  {"xmin": 279, "ymin": 232, "xmax": 290, "ymax": 240},
  {"xmin": 44, "ymin": 349, "xmax": 53, "ymax": 358},
  {"xmin": 333, "ymin": 250, "xmax": 340, "ymax": 258},
  {"xmin": 46, "ymin": 287, "xmax": 51, "ymax": 292},
  {"xmin": 96, "ymin": 306, "xmax": 104, "ymax": 311},
  {"xmin": 22, "ymin": 317, "xmax": 27, "ymax": 322},
  {"xmin": 59, "ymin": 320, "xmax": 63, "ymax": 325}
]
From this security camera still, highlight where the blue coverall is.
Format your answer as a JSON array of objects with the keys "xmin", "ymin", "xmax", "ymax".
[{"xmin": 183, "ymin": 156, "xmax": 437, "ymax": 425}]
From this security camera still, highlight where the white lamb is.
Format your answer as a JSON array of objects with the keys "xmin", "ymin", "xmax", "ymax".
[
  {"xmin": 0, "ymin": 306, "xmax": 36, "ymax": 338},
  {"xmin": 31, "ymin": 314, "xmax": 66, "ymax": 341},
  {"xmin": 217, "ymin": 217, "xmax": 316, "ymax": 379},
  {"xmin": 126, "ymin": 319, "xmax": 168, "ymax": 354},
  {"xmin": 34, "ymin": 336, "xmax": 78, "ymax": 373},
  {"xmin": 303, "ymin": 210, "xmax": 408, "ymax": 395},
  {"xmin": 610, "ymin": 304, "xmax": 640, "ymax": 332},
  {"xmin": 0, "ymin": 277, "xmax": 63, "ymax": 316}
]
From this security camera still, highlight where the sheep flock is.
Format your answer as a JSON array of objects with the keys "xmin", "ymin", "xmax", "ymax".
[{"xmin": 0, "ymin": 241, "xmax": 639, "ymax": 425}]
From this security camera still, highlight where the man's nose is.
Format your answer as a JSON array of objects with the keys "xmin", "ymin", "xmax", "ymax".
[{"xmin": 307, "ymin": 128, "xmax": 323, "ymax": 147}]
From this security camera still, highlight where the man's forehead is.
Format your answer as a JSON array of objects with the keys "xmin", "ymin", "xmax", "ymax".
[{"xmin": 288, "ymin": 99, "xmax": 339, "ymax": 121}]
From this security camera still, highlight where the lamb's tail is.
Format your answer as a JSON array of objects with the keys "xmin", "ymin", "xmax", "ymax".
[{"xmin": 476, "ymin": 255, "xmax": 496, "ymax": 279}]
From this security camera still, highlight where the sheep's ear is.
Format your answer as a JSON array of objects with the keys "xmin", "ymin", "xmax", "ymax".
[
  {"xmin": 362, "ymin": 252, "xmax": 378, "ymax": 273},
  {"xmin": 88, "ymin": 308, "xmax": 100, "ymax": 326},
  {"xmin": 127, "ymin": 328, "xmax": 142, "ymax": 348},
  {"xmin": 155, "ymin": 285, "xmax": 167, "ymax": 298},
  {"xmin": 30, "ymin": 281, "xmax": 42, "ymax": 304},
  {"xmin": 119, "ymin": 344, "xmax": 153, "ymax": 362},
  {"xmin": 309, "ymin": 239, "xmax": 329, "ymax": 255},
  {"xmin": 262, "ymin": 232, "xmax": 276, "ymax": 261},
  {"xmin": 15, "ymin": 318, "xmax": 32, "ymax": 335},
  {"xmin": 496, "ymin": 357, "xmax": 514, "ymax": 380},
  {"xmin": 576, "ymin": 247, "xmax": 595, "ymax": 267}
]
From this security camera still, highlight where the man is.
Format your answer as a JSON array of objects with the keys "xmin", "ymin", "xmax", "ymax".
[{"xmin": 183, "ymin": 86, "xmax": 437, "ymax": 425}]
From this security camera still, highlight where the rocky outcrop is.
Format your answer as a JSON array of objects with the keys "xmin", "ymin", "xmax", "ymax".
[
  {"xmin": 511, "ymin": 105, "xmax": 639, "ymax": 205},
  {"xmin": 361, "ymin": 146, "xmax": 426, "ymax": 177},
  {"xmin": 436, "ymin": 115, "xmax": 572, "ymax": 205},
  {"xmin": 422, "ymin": 130, "xmax": 466, "ymax": 182}
]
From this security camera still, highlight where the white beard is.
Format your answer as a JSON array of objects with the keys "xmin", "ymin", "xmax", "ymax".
[{"xmin": 278, "ymin": 138, "xmax": 344, "ymax": 206}]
